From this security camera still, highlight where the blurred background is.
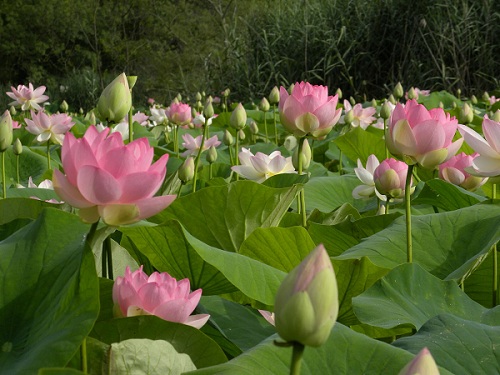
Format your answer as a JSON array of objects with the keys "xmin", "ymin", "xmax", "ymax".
[{"xmin": 0, "ymin": 0, "xmax": 499, "ymax": 111}]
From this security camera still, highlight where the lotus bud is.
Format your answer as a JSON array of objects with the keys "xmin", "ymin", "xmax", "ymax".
[
  {"xmin": 79, "ymin": 108, "xmax": 84, "ymax": 114},
  {"xmin": 188, "ymin": 122, "xmax": 195, "ymax": 129},
  {"xmin": 398, "ymin": 347, "xmax": 440, "ymax": 375},
  {"xmin": 178, "ymin": 157, "xmax": 195, "ymax": 183},
  {"xmin": 452, "ymin": 101, "xmax": 457, "ymax": 109},
  {"xmin": 221, "ymin": 103, "xmax": 226, "ymax": 111},
  {"xmin": 176, "ymin": 93, "xmax": 182, "ymax": 102},
  {"xmin": 284, "ymin": 135, "xmax": 298, "ymax": 151},
  {"xmin": 344, "ymin": 109, "xmax": 355, "ymax": 126},
  {"xmin": 206, "ymin": 145, "xmax": 218, "ymax": 164},
  {"xmin": 230, "ymin": 103, "xmax": 247, "ymax": 130},
  {"xmin": 492, "ymin": 110, "xmax": 500, "ymax": 122},
  {"xmin": 471, "ymin": 95, "xmax": 478, "ymax": 104},
  {"xmin": 127, "ymin": 76, "xmax": 137, "ymax": 89},
  {"xmin": 274, "ymin": 244, "xmax": 339, "ymax": 347},
  {"xmin": 251, "ymin": 102, "xmax": 258, "ymax": 110},
  {"xmin": 13, "ymin": 138, "xmax": 23, "ymax": 156},
  {"xmin": 191, "ymin": 107, "xmax": 197, "ymax": 119},
  {"xmin": 293, "ymin": 139, "xmax": 311, "ymax": 170},
  {"xmin": 380, "ymin": 101, "xmax": 392, "ymax": 120},
  {"xmin": 269, "ymin": 86, "xmax": 280, "ymax": 104},
  {"xmin": 202, "ymin": 91, "xmax": 206, "ymax": 98},
  {"xmin": 249, "ymin": 119, "xmax": 259, "ymax": 135},
  {"xmin": 223, "ymin": 129, "xmax": 234, "ymax": 146},
  {"xmin": 393, "ymin": 82, "xmax": 404, "ymax": 100},
  {"xmin": 195, "ymin": 92, "xmax": 202, "ymax": 101},
  {"xmin": 335, "ymin": 88, "xmax": 342, "ymax": 99},
  {"xmin": 9, "ymin": 106, "xmax": 16, "ymax": 115},
  {"xmin": 0, "ymin": 110, "xmax": 14, "ymax": 152},
  {"xmin": 349, "ymin": 96, "xmax": 356, "ymax": 106},
  {"xmin": 288, "ymin": 83, "xmax": 295, "ymax": 94},
  {"xmin": 96, "ymin": 73, "xmax": 132, "ymax": 123},
  {"xmin": 171, "ymin": 97, "xmax": 179, "ymax": 105},
  {"xmin": 223, "ymin": 88, "xmax": 230, "ymax": 98},
  {"xmin": 259, "ymin": 97, "xmax": 270, "ymax": 112},
  {"xmin": 388, "ymin": 94, "xmax": 396, "ymax": 105},
  {"xmin": 204, "ymin": 99, "xmax": 214, "ymax": 118},
  {"xmin": 458, "ymin": 103, "xmax": 474, "ymax": 124},
  {"xmin": 89, "ymin": 112, "xmax": 96, "ymax": 125},
  {"xmin": 238, "ymin": 129, "xmax": 246, "ymax": 141},
  {"xmin": 439, "ymin": 101, "xmax": 444, "ymax": 109},
  {"xmin": 196, "ymin": 100, "xmax": 203, "ymax": 111},
  {"xmin": 407, "ymin": 87, "xmax": 417, "ymax": 100},
  {"xmin": 60, "ymin": 100, "xmax": 69, "ymax": 113},
  {"xmin": 456, "ymin": 88, "xmax": 461, "ymax": 98},
  {"xmin": 371, "ymin": 99, "xmax": 377, "ymax": 108},
  {"xmin": 482, "ymin": 91, "xmax": 490, "ymax": 102}
]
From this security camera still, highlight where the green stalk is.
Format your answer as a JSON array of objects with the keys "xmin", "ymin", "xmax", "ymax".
[
  {"xmin": 235, "ymin": 134, "xmax": 240, "ymax": 181},
  {"xmin": 80, "ymin": 337, "xmax": 87, "ymax": 374},
  {"xmin": 493, "ymin": 183, "xmax": 498, "ymax": 306},
  {"xmin": 298, "ymin": 137, "xmax": 307, "ymax": 227},
  {"xmin": 46, "ymin": 142, "xmax": 51, "ymax": 170},
  {"xmin": 177, "ymin": 182, "xmax": 184, "ymax": 198},
  {"xmin": 105, "ymin": 236, "xmax": 113, "ymax": 280},
  {"xmin": 264, "ymin": 112, "xmax": 269, "ymax": 143},
  {"xmin": 405, "ymin": 164, "xmax": 415, "ymax": 263},
  {"xmin": 290, "ymin": 342, "xmax": 305, "ymax": 375},
  {"xmin": 128, "ymin": 105, "xmax": 134, "ymax": 143},
  {"xmin": 2, "ymin": 152, "xmax": 6, "ymax": 198},
  {"xmin": 192, "ymin": 120, "xmax": 208, "ymax": 193},
  {"xmin": 338, "ymin": 149, "xmax": 343, "ymax": 175},
  {"xmin": 209, "ymin": 163, "xmax": 213, "ymax": 180},
  {"xmin": 273, "ymin": 104, "xmax": 278, "ymax": 145},
  {"xmin": 16, "ymin": 155, "xmax": 20, "ymax": 185},
  {"xmin": 384, "ymin": 119, "xmax": 389, "ymax": 159}
]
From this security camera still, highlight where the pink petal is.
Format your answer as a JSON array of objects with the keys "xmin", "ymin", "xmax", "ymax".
[
  {"xmin": 76, "ymin": 165, "xmax": 122, "ymax": 204},
  {"xmin": 52, "ymin": 169, "xmax": 94, "ymax": 208},
  {"xmin": 183, "ymin": 314, "xmax": 210, "ymax": 329},
  {"xmin": 153, "ymin": 299, "xmax": 195, "ymax": 323},
  {"xmin": 119, "ymin": 171, "xmax": 165, "ymax": 201},
  {"xmin": 412, "ymin": 120, "xmax": 446, "ymax": 154},
  {"xmin": 135, "ymin": 195, "xmax": 177, "ymax": 220},
  {"xmin": 483, "ymin": 117, "xmax": 500, "ymax": 153},
  {"xmin": 459, "ymin": 125, "xmax": 499, "ymax": 159},
  {"xmin": 391, "ymin": 119, "xmax": 418, "ymax": 156}
]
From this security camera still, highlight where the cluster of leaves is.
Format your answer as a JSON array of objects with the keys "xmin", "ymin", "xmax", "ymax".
[
  {"xmin": 1, "ymin": 0, "xmax": 499, "ymax": 110},
  {"xmin": 0, "ymin": 90, "xmax": 499, "ymax": 374}
]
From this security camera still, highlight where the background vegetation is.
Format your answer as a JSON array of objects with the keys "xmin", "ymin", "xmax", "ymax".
[{"xmin": 0, "ymin": 0, "xmax": 499, "ymax": 110}]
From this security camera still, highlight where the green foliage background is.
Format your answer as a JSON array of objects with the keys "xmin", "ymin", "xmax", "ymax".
[{"xmin": 0, "ymin": 0, "xmax": 499, "ymax": 109}]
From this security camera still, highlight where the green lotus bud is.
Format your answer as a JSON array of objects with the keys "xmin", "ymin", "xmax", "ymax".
[
  {"xmin": 482, "ymin": 91, "xmax": 490, "ymax": 102},
  {"xmin": 171, "ymin": 97, "xmax": 179, "ymax": 105},
  {"xmin": 176, "ymin": 93, "xmax": 182, "ymax": 102},
  {"xmin": 13, "ymin": 138, "xmax": 22, "ymax": 156},
  {"xmin": 195, "ymin": 100, "xmax": 203, "ymax": 111},
  {"xmin": 204, "ymin": 99, "xmax": 214, "ymax": 118},
  {"xmin": 178, "ymin": 157, "xmax": 195, "ymax": 183},
  {"xmin": 456, "ymin": 88, "xmax": 461, "ymax": 98},
  {"xmin": 221, "ymin": 103, "xmax": 227, "ymax": 111},
  {"xmin": 9, "ymin": 106, "xmax": 16, "ymax": 115},
  {"xmin": 127, "ymin": 76, "xmax": 137, "ymax": 89},
  {"xmin": 344, "ymin": 109, "xmax": 355, "ymax": 125},
  {"xmin": 292, "ymin": 139, "xmax": 311, "ymax": 170},
  {"xmin": 79, "ymin": 108, "xmax": 84, "ymax": 114},
  {"xmin": 60, "ymin": 100, "xmax": 69, "ymax": 113},
  {"xmin": 195, "ymin": 92, "xmax": 202, "ymax": 101},
  {"xmin": 206, "ymin": 145, "xmax": 218, "ymax": 164},
  {"xmin": 97, "ymin": 73, "xmax": 132, "ymax": 122},
  {"xmin": 191, "ymin": 107, "xmax": 197, "ymax": 119},
  {"xmin": 380, "ymin": 101, "xmax": 392, "ymax": 120},
  {"xmin": 259, "ymin": 97, "xmax": 270, "ymax": 112},
  {"xmin": 223, "ymin": 88, "xmax": 230, "ymax": 98},
  {"xmin": 439, "ymin": 101, "xmax": 444, "ymax": 109},
  {"xmin": 335, "ymin": 88, "xmax": 342, "ymax": 99},
  {"xmin": 269, "ymin": 86, "xmax": 280, "ymax": 104},
  {"xmin": 393, "ymin": 82, "xmax": 404, "ymax": 100},
  {"xmin": 452, "ymin": 101, "xmax": 457, "ymax": 109},
  {"xmin": 371, "ymin": 99, "xmax": 377, "ymax": 108},
  {"xmin": 349, "ymin": 96, "xmax": 356, "ymax": 106},
  {"xmin": 398, "ymin": 347, "xmax": 440, "ymax": 375},
  {"xmin": 492, "ymin": 109, "xmax": 500, "ymax": 122},
  {"xmin": 284, "ymin": 135, "xmax": 297, "ymax": 151},
  {"xmin": 274, "ymin": 244, "xmax": 338, "ymax": 347},
  {"xmin": 249, "ymin": 119, "xmax": 259, "ymax": 135},
  {"xmin": 471, "ymin": 95, "xmax": 478, "ymax": 104},
  {"xmin": 89, "ymin": 112, "xmax": 96, "ymax": 125},
  {"xmin": 223, "ymin": 129, "xmax": 234, "ymax": 146},
  {"xmin": 407, "ymin": 87, "xmax": 417, "ymax": 100},
  {"xmin": 230, "ymin": 103, "xmax": 247, "ymax": 130},
  {"xmin": 238, "ymin": 129, "xmax": 246, "ymax": 140},
  {"xmin": 288, "ymin": 83, "xmax": 295, "ymax": 94},
  {"xmin": 0, "ymin": 110, "xmax": 13, "ymax": 152},
  {"xmin": 388, "ymin": 94, "xmax": 396, "ymax": 105}
]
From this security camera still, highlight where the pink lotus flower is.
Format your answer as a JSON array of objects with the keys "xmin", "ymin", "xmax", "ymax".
[
  {"xmin": 167, "ymin": 102, "xmax": 192, "ymax": 125},
  {"xmin": 25, "ymin": 110, "xmax": 75, "ymax": 144},
  {"xmin": 341, "ymin": 100, "xmax": 377, "ymax": 130},
  {"xmin": 6, "ymin": 83, "xmax": 49, "ymax": 111},
  {"xmin": 53, "ymin": 125, "xmax": 176, "ymax": 225},
  {"xmin": 404, "ymin": 88, "xmax": 431, "ymax": 100},
  {"xmin": 458, "ymin": 115, "xmax": 500, "ymax": 177},
  {"xmin": 113, "ymin": 266, "xmax": 210, "ymax": 329},
  {"xmin": 387, "ymin": 99, "xmax": 463, "ymax": 169},
  {"xmin": 279, "ymin": 82, "xmax": 341, "ymax": 139},
  {"xmin": 181, "ymin": 134, "xmax": 221, "ymax": 157},
  {"xmin": 439, "ymin": 152, "xmax": 488, "ymax": 191},
  {"xmin": 232, "ymin": 148, "xmax": 296, "ymax": 183},
  {"xmin": 147, "ymin": 98, "xmax": 155, "ymax": 105},
  {"xmin": 398, "ymin": 347, "xmax": 440, "ymax": 375},
  {"xmin": 373, "ymin": 158, "xmax": 414, "ymax": 199},
  {"xmin": 12, "ymin": 120, "xmax": 21, "ymax": 129}
]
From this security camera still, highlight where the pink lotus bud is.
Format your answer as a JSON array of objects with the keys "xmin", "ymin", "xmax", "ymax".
[
  {"xmin": 274, "ymin": 244, "xmax": 338, "ymax": 347},
  {"xmin": 279, "ymin": 82, "xmax": 342, "ymax": 140},
  {"xmin": 113, "ymin": 266, "xmax": 210, "ymax": 329},
  {"xmin": 398, "ymin": 347, "xmax": 440, "ymax": 375},
  {"xmin": 373, "ymin": 158, "xmax": 412, "ymax": 199},
  {"xmin": 168, "ymin": 102, "xmax": 192, "ymax": 125},
  {"xmin": 386, "ymin": 99, "xmax": 463, "ymax": 169},
  {"xmin": 439, "ymin": 152, "xmax": 488, "ymax": 191},
  {"xmin": 52, "ymin": 125, "xmax": 176, "ymax": 225}
]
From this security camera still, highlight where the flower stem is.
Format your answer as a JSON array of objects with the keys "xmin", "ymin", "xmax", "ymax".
[
  {"xmin": 192, "ymin": 120, "xmax": 208, "ymax": 193},
  {"xmin": 235, "ymin": 134, "xmax": 240, "ymax": 181},
  {"xmin": 338, "ymin": 149, "xmax": 343, "ymax": 175},
  {"xmin": 383, "ymin": 119, "xmax": 389, "ymax": 159},
  {"xmin": 80, "ymin": 337, "xmax": 87, "ymax": 374},
  {"xmin": 105, "ymin": 236, "xmax": 113, "ymax": 280},
  {"xmin": 492, "ymin": 183, "xmax": 498, "ymax": 306},
  {"xmin": 298, "ymin": 137, "xmax": 307, "ymax": 227},
  {"xmin": 209, "ymin": 163, "xmax": 213, "ymax": 180},
  {"xmin": 46, "ymin": 142, "xmax": 51, "ymax": 170},
  {"xmin": 273, "ymin": 104, "xmax": 278, "ymax": 145},
  {"xmin": 1, "ymin": 152, "xmax": 6, "ymax": 198},
  {"xmin": 128, "ymin": 104, "xmax": 134, "ymax": 143},
  {"xmin": 173, "ymin": 124, "xmax": 179, "ymax": 157},
  {"xmin": 405, "ymin": 164, "xmax": 415, "ymax": 263},
  {"xmin": 264, "ymin": 111, "xmax": 269, "ymax": 143},
  {"xmin": 290, "ymin": 342, "xmax": 305, "ymax": 375},
  {"xmin": 16, "ymin": 155, "xmax": 20, "ymax": 185}
]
